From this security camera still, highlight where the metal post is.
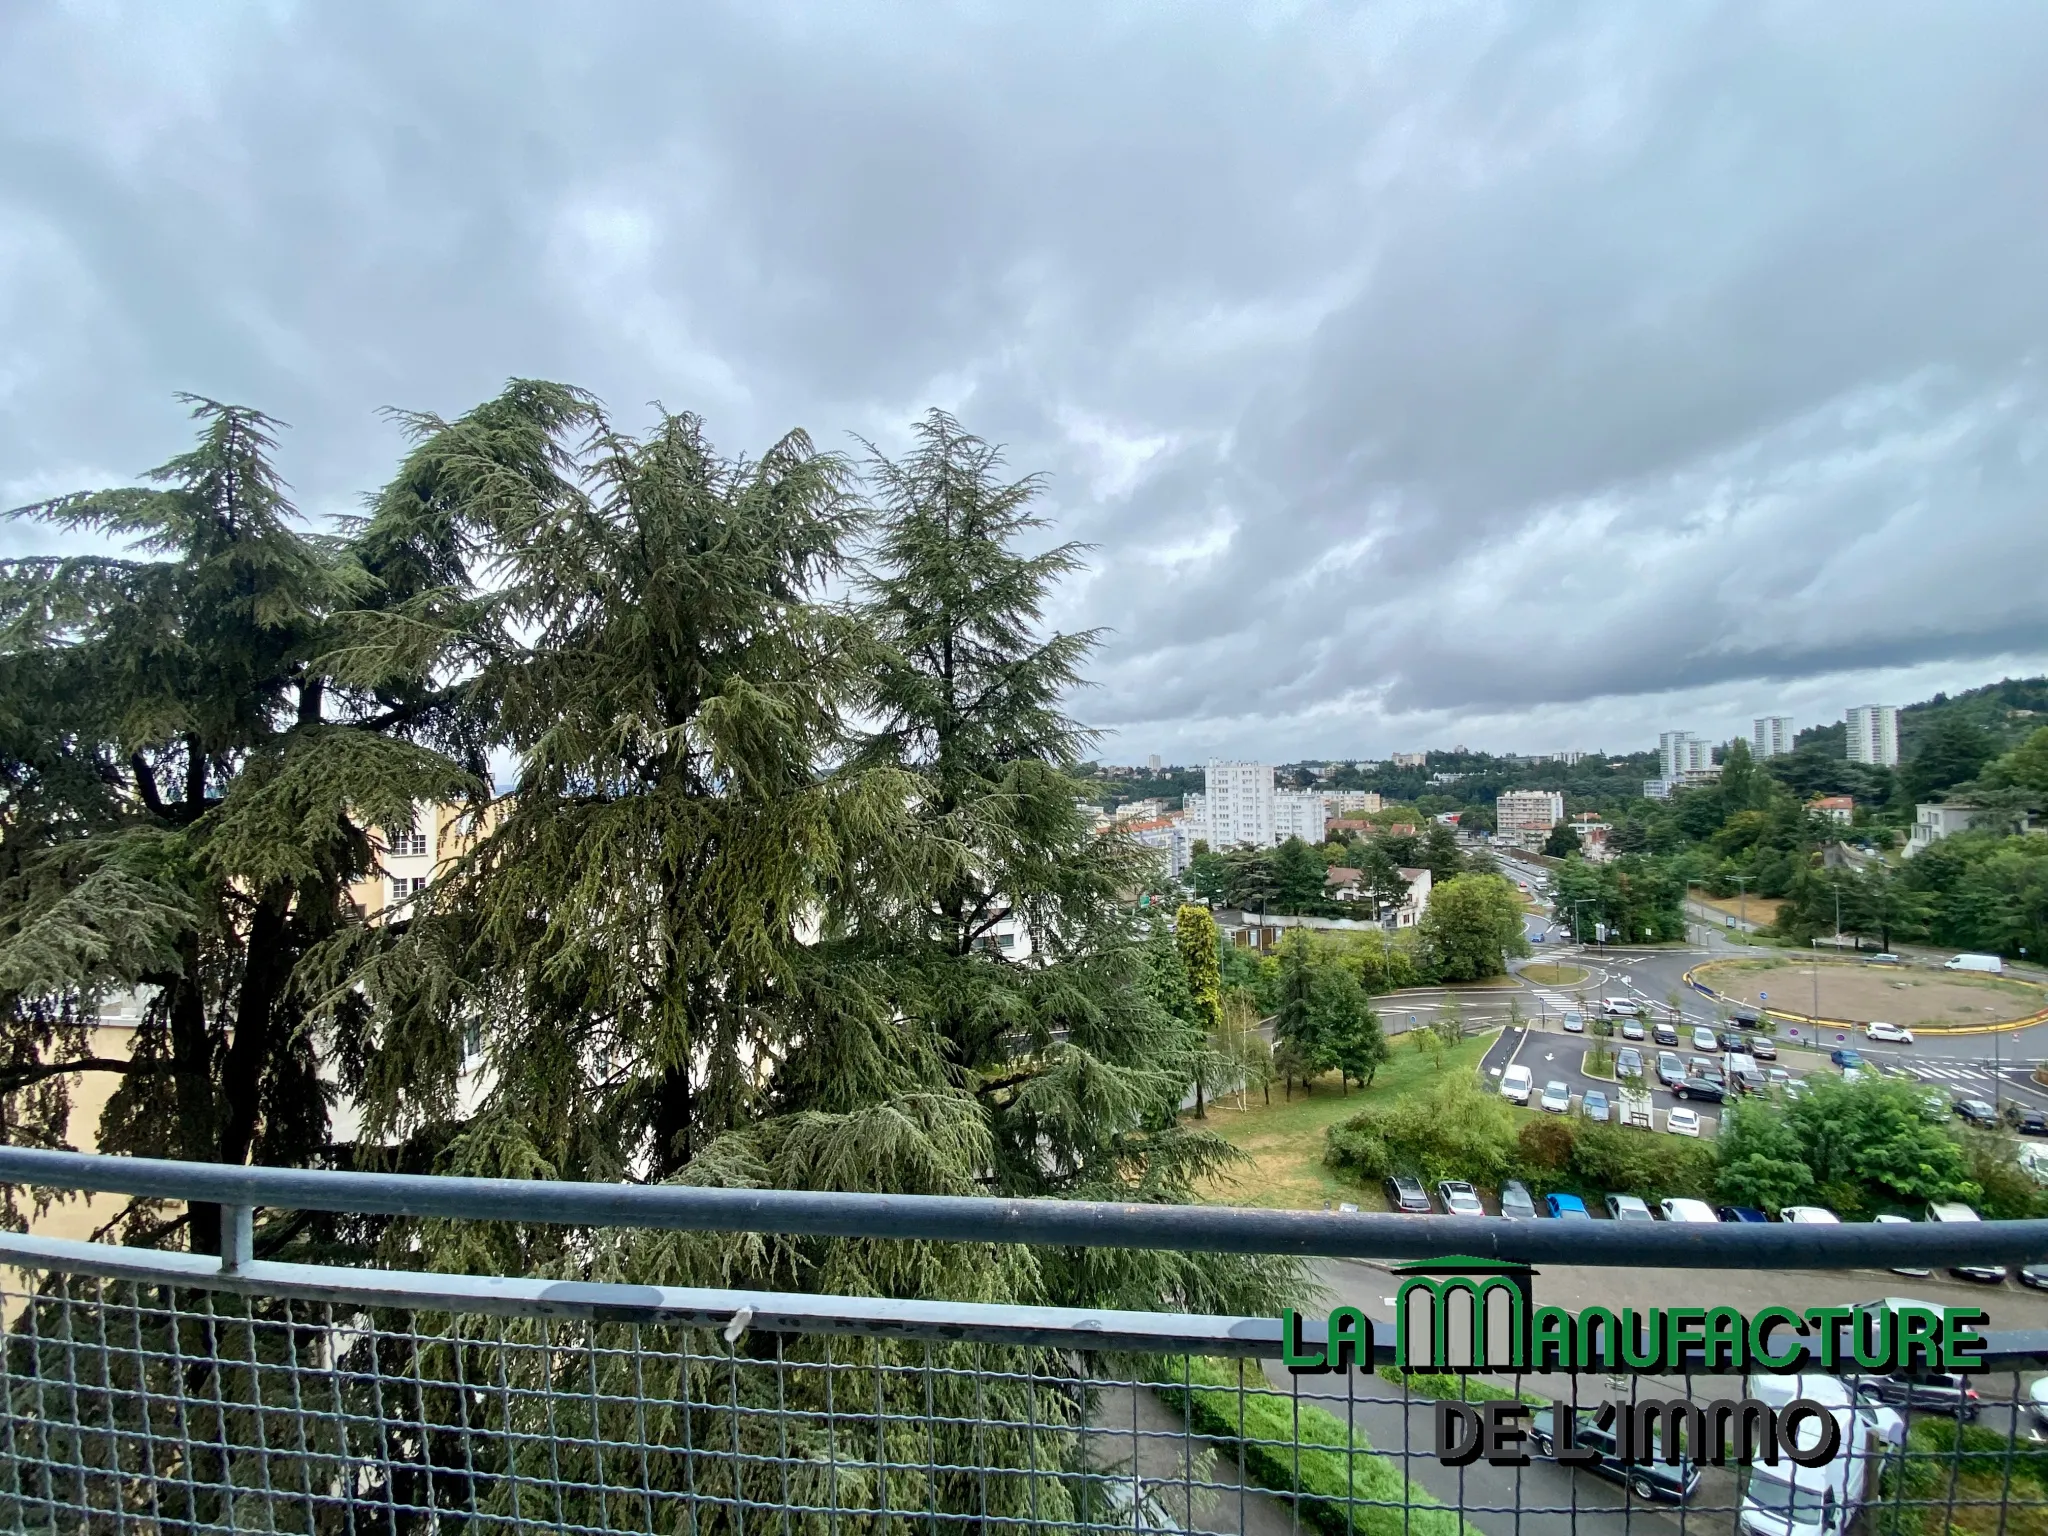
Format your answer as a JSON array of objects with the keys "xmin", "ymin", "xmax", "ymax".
[{"xmin": 222, "ymin": 1204, "xmax": 253, "ymax": 1274}]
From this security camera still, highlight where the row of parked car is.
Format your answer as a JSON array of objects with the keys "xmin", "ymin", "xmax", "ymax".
[{"xmin": 1376, "ymin": 1175, "xmax": 2045, "ymax": 1286}]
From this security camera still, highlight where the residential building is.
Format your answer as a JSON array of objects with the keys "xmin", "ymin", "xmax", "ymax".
[
  {"xmin": 1906, "ymin": 802, "xmax": 1986, "ymax": 857},
  {"xmin": 1495, "ymin": 789, "xmax": 1564, "ymax": 850},
  {"xmin": 1390, "ymin": 751, "xmax": 1427, "ymax": 768},
  {"xmin": 1845, "ymin": 705, "xmax": 1899, "ymax": 767},
  {"xmin": 1146, "ymin": 754, "xmax": 1161, "ymax": 772},
  {"xmin": 1658, "ymin": 731, "xmax": 1716, "ymax": 780},
  {"xmin": 1272, "ymin": 788, "xmax": 1329, "ymax": 844},
  {"xmin": 1569, "ymin": 812, "xmax": 1612, "ymax": 861},
  {"xmin": 1328, "ymin": 817, "xmax": 1376, "ymax": 837},
  {"xmin": 1808, "ymin": 795, "xmax": 1854, "ymax": 825},
  {"xmin": 1752, "ymin": 716, "xmax": 1795, "ymax": 759},
  {"xmin": 1319, "ymin": 865, "xmax": 1432, "ymax": 927},
  {"xmin": 1643, "ymin": 777, "xmax": 1673, "ymax": 800},
  {"xmin": 1327, "ymin": 791, "xmax": 1383, "ymax": 815},
  {"xmin": 1194, "ymin": 760, "xmax": 1274, "ymax": 848},
  {"xmin": 1111, "ymin": 797, "xmax": 1168, "ymax": 823}
]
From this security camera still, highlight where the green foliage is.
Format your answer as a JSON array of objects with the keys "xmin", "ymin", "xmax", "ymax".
[
  {"xmin": 1152, "ymin": 1356, "xmax": 1471, "ymax": 1536},
  {"xmin": 1322, "ymin": 1075, "xmax": 1519, "ymax": 1188},
  {"xmin": 1417, "ymin": 873, "xmax": 1529, "ymax": 981},
  {"xmin": 1541, "ymin": 821, "xmax": 1580, "ymax": 858},
  {"xmin": 1716, "ymin": 1078, "xmax": 1976, "ymax": 1218},
  {"xmin": 1551, "ymin": 853, "xmax": 1688, "ymax": 944},
  {"xmin": 1173, "ymin": 905, "xmax": 1222, "ymax": 1034},
  {"xmin": 1900, "ymin": 712, "xmax": 1996, "ymax": 803}
]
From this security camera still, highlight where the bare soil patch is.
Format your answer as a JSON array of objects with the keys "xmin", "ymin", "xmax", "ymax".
[{"xmin": 1694, "ymin": 957, "xmax": 2046, "ymax": 1028}]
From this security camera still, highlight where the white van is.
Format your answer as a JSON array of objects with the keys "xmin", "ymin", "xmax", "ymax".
[
  {"xmin": 1927, "ymin": 1201, "xmax": 2006, "ymax": 1282},
  {"xmin": 1945, "ymin": 953, "xmax": 2004, "ymax": 974},
  {"xmin": 1738, "ymin": 1375, "xmax": 1902, "ymax": 1536},
  {"xmin": 1499, "ymin": 1064, "xmax": 1533, "ymax": 1105}
]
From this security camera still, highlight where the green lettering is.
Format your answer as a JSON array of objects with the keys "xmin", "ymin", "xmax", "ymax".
[
  {"xmin": 1281, "ymin": 1308, "xmax": 1325, "ymax": 1371},
  {"xmin": 1803, "ymin": 1307, "xmax": 1852, "ymax": 1369},
  {"xmin": 1576, "ymin": 1306, "xmax": 1620, "ymax": 1371},
  {"xmin": 1328, "ymin": 1305, "xmax": 1369, "ymax": 1372},
  {"xmin": 1749, "ymin": 1306, "xmax": 1807, "ymax": 1372},
  {"xmin": 1895, "ymin": 1307, "xmax": 1940, "ymax": 1372},
  {"xmin": 1703, "ymin": 1307, "xmax": 1746, "ymax": 1372},
  {"xmin": 1531, "ymin": 1306, "xmax": 1574, "ymax": 1371},
  {"xmin": 1621, "ymin": 1308, "xmax": 1663, "ymax": 1370},
  {"xmin": 1941, "ymin": 1308, "xmax": 1989, "ymax": 1372},
  {"xmin": 1849, "ymin": 1306, "xmax": 1892, "ymax": 1371},
  {"xmin": 1664, "ymin": 1307, "xmax": 1706, "ymax": 1371}
]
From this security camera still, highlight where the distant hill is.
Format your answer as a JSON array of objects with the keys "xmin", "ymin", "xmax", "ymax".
[{"xmin": 1898, "ymin": 676, "xmax": 2048, "ymax": 754}]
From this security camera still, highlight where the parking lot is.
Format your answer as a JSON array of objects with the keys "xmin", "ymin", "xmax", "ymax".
[{"xmin": 1483, "ymin": 1007, "xmax": 1748, "ymax": 1138}]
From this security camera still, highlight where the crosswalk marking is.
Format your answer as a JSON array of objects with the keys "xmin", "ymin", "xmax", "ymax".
[{"xmin": 1912, "ymin": 1065, "xmax": 1989, "ymax": 1083}]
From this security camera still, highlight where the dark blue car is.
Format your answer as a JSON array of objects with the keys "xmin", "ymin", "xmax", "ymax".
[
  {"xmin": 1716, "ymin": 1205, "xmax": 1769, "ymax": 1223},
  {"xmin": 1545, "ymin": 1193, "xmax": 1592, "ymax": 1221}
]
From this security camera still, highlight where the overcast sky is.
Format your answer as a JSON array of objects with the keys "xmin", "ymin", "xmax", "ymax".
[{"xmin": 6, "ymin": 3, "xmax": 2047, "ymax": 765}]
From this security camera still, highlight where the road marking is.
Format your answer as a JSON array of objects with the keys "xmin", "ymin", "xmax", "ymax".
[{"xmin": 1912, "ymin": 1065, "xmax": 1989, "ymax": 1083}]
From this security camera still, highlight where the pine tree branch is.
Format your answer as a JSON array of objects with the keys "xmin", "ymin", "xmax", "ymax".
[{"xmin": 0, "ymin": 1057, "xmax": 159, "ymax": 1092}]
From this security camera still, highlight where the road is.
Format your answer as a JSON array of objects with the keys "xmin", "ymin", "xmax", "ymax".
[{"xmin": 1488, "ymin": 846, "xmax": 2048, "ymax": 1115}]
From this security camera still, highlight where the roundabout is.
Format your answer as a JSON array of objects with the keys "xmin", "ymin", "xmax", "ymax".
[{"xmin": 1686, "ymin": 955, "xmax": 2048, "ymax": 1033}]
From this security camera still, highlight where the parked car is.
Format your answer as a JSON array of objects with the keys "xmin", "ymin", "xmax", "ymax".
[
  {"xmin": 1829, "ymin": 1047, "xmax": 1865, "ymax": 1072},
  {"xmin": 1601, "ymin": 997, "xmax": 1642, "ymax": 1016},
  {"xmin": 1768, "ymin": 1068, "xmax": 1791, "ymax": 1091},
  {"xmin": 1848, "ymin": 1300, "xmax": 1982, "ymax": 1417},
  {"xmin": 1499, "ymin": 1179, "xmax": 1537, "ymax": 1220},
  {"xmin": 1436, "ymin": 1179, "xmax": 1485, "ymax": 1217},
  {"xmin": 1655, "ymin": 1050, "xmax": 1685, "ymax": 1088},
  {"xmin": 2017, "ymin": 1108, "xmax": 2048, "ymax": 1136},
  {"xmin": 2020, "ymin": 1264, "xmax": 2048, "ymax": 1291},
  {"xmin": 1866, "ymin": 952, "xmax": 1904, "ymax": 965},
  {"xmin": 1740, "ymin": 1375, "xmax": 1905, "ymax": 1536},
  {"xmin": 1652, "ymin": 1020, "xmax": 1680, "ymax": 1047},
  {"xmin": 1562, "ymin": 1011, "xmax": 1585, "ymax": 1034},
  {"xmin": 1716, "ymin": 1205, "xmax": 1769, "ymax": 1223},
  {"xmin": 1615, "ymin": 1047, "xmax": 1643, "ymax": 1080},
  {"xmin": 1581, "ymin": 1089, "xmax": 1610, "ymax": 1123},
  {"xmin": 1872, "ymin": 1213, "xmax": 1931, "ymax": 1278},
  {"xmin": 1690, "ymin": 1026, "xmax": 1718, "ymax": 1052},
  {"xmin": 1946, "ymin": 953, "xmax": 2004, "ymax": 974},
  {"xmin": 1864, "ymin": 1021, "xmax": 1915, "ymax": 1045},
  {"xmin": 1529, "ymin": 1405, "xmax": 1700, "ymax": 1504},
  {"xmin": 1718, "ymin": 1029, "xmax": 1747, "ymax": 1053},
  {"xmin": 1499, "ymin": 1064, "xmax": 1533, "ymax": 1105},
  {"xmin": 1780, "ymin": 1206, "xmax": 1840, "ymax": 1224},
  {"xmin": 1665, "ymin": 1107, "xmax": 1702, "ymax": 1136},
  {"xmin": 1784, "ymin": 1078, "xmax": 1811, "ymax": 1101},
  {"xmin": 1928, "ymin": 1202, "xmax": 2007, "ymax": 1282},
  {"xmin": 1605, "ymin": 1193, "xmax": 1654, "ymax": 1222},
  {"xmin": 1383, "ymin": 1175, "xmax": 1431, "ymax": 1214},
  {"xmin": 1674, "ymin": 1062, "xmax": 1726, "ymax": 1104},
  {"xmin": 1730, "ymin": 1006, "xmax": 1762, "ymax": 1028},
  {"xmin": 1747, "ymin": 1034, "xmax": 1777, "ymax": 1061},
  {"xmin": 1954, "ymin": 1097, "xmax": 2000, "ymax": 1129},
  {"xmin": 1921, "ymin": 1091, "xmax": 1949, "ymax": 1121},
  {"xmin": 1725, "ymin": 1052, "xmax": 1766, "ymax": 1094},
  {"xmin": 1660, "ymin": 1197, "xmax": 1718, "ymax": 1223},
  {"xmin": 1545, "ymin": 1193, "xmax": 1592, "ymax": 1221},
  {"xmin": 1540, "ymin": 1080, "xmax": 1572, "ymax": 1114}
]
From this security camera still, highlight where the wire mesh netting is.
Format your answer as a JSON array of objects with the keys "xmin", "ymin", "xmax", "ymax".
[{"xmin": 1, "ymin": 1262, "xmax": 2045, "ymax": 1535}]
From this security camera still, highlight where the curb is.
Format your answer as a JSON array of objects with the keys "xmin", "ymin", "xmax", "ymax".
[{"xmin": 1683, "ymin": 963, "xmax": 2048, "ymax": 1038}]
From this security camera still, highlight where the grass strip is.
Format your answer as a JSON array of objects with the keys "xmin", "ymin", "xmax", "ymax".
[{"xmin": 1150, "ymin": 1355, "xmax": 1476, "ymax": 1536}]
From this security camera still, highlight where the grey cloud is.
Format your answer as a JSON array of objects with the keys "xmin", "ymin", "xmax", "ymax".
[{"xmin": 3, "ymin": 2, "xmax": 2047, "ymax": 759}]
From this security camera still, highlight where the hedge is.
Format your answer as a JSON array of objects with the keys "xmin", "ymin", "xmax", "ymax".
[{"xmin": 1149, "ymin": 1355, "xmax": 1477, "ymax": 1536}]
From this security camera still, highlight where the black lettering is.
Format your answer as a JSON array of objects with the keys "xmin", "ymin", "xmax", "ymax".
[
  {"xmin": 1631, "ymin": 1398, "xmax": 1705, "ymax": 1465},
  {"xmin": 1780, "ymin": 1400, "xmax": 1843, "ymax": 1469},
  {"xmin": 1706, "ymin": 1398, "xmax": 1779, "ymax": 1466},
  {"xmin": 1482, "ymin": 1401, "xmax": 1529, "ymax": 1467},
  {"xmin": 1556, "ymin": 1403, "xmax": 1602, "ymax": 1467},
  {"xmin": 1436, "ymin": 1401, "xmax": 1484, "ymax": 1467}
]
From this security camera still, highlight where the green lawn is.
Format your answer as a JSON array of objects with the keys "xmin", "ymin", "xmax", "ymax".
[{"xmin": 1192, "ymin": 1030, "xmax": 1498, "ymax": 1210}]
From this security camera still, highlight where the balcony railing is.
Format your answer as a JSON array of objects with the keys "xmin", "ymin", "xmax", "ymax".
[{"xmin": 0, "ymin": 1145, "xmax": 2045, "ymax": 1534}]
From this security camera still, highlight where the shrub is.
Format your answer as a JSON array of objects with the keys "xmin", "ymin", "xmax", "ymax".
[{"xmin": 1324, "ymin": 1075, "xmax": 1518, "ymax": 1187}]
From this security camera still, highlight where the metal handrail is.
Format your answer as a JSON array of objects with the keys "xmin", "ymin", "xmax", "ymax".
[{"xmin": 3, "ymin": 1146, "xmax": 2046, "ymax": 1269}]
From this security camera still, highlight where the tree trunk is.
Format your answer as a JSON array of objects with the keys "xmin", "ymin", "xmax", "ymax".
[
  {"xmin": 167, "ymin": 938, "xmax": 220, "ymax": 1255},
  {"xmin": 218, "ymin": 887, "xmax": 293, "ymax": 1171}
]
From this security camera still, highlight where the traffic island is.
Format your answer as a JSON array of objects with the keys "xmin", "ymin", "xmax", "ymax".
[{"xmin": 1686, "ymin": 955, "xmax": 2048, "ymax": 1033}]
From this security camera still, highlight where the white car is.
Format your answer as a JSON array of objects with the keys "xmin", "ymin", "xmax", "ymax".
[
  {"xmin": 1499, "ymin": 1064, "xmax": 1533, "ymax": 1105},
  {"xmin": 1665, "ymin": 1106, "xmax": 1701, "ymax": 1136},
  {"xmin": 1928, "ymin": 1201, "xmax": 2007, "ymax": 1282},
  {"xmin": 1691, "ymin": 1026, "xmax": 1718, "ymax": 1052},
  {"xmin": 1601, "ymin": 997, "xmax": 1641, "ymax": 1016},
  {"xmin": 1540, "ymin": 1080, "xmax": 1572, "ymax": 1114},
  {"xmin": 1659, "ymin": 1197, "xmax": 1718, "ymax": 1223},
  {"xmin": 1873, "ymin": 1213, "xmax": 1931, "ymax": 1277},
  {"xmin": 1781, "ymin": 1205, "xmax": 1840, "ymax": 1225},
  {"xmin": 1864, "ymin": 1021, "xmax": 1915, "ymax": 1044}
]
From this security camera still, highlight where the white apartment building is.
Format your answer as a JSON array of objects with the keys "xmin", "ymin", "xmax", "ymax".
[
  {"xmin": 1906, "ymin": 802, "xmax": 1985, "ymax": 857},
  {"xmin": 1496, "ymin": 789, "xmax": 1564, "ymax": 849},
  {"xmin": 1390, "ymin": 751, "xmax": 1427, "ymax": 768},
  {"xmin": 1752, "ymin": 716, "xmax": 1795, "ymax": 759},
  {"xmin": 1195, "ymin": 760, "xmax": 1275, "ymax": 848},
  {"xmin": 1846, "ymin": 705, "xmax": 1899, "ymax": 767},
  {"xmin": 1658, "ymin": 731, "xmax": 1717, "ymax": 780},
  {"xmin": 1272, "ymin": 788, "xmax": 1329, "ymax": 844}
]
